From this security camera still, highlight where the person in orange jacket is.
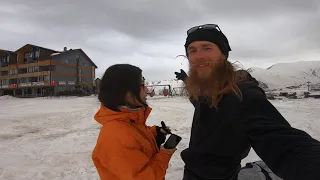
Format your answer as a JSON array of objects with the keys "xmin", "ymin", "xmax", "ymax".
[{"xmin": 92, "ymin": 64, "xmax": 177, "ymax": 180}]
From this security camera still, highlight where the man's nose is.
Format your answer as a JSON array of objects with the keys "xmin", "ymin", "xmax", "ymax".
[{"xmin": 194, "ymin": 50, "xmax": 206, "ymax": 60}]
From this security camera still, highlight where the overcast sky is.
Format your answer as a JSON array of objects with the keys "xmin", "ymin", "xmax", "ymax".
[{"xmin": 1, "ymin": 0, "xmax": 320, "ymax": 81}]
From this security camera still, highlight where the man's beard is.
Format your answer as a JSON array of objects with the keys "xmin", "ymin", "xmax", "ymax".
[{"xmin": 185, "ymin": 60, "xmax": 238, "ymax": 108}]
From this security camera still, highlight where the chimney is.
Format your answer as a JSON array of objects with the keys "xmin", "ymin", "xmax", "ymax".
[{"xmin": 64, "ymin": 47, "xmax": 67, "ymax": 51}]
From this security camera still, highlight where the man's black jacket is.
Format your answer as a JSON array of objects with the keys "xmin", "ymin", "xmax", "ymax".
[{"xmin": 181, "ymin": 81, "xmax": 320, "ymax": 180}]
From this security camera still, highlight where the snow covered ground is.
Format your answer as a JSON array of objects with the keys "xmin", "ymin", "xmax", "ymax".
[{"xmin": 1, "ymin": 95, "xmax": 320, "ymax": 180}]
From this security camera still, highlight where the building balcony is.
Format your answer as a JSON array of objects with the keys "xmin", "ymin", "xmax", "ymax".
[
  {"xmin": 0, "ymin": 71, "xmax": 51, "ymax": 80},
  {"xmin": 0, "ymin": 59, "xmax": 51, "ymax": 71}
]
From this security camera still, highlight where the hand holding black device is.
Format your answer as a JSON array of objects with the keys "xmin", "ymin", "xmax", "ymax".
[{"xmin": 161, "ymin": 121, "xmax": 182, "ymax": 149}]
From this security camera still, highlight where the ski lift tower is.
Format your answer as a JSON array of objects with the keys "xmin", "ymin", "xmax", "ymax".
[{"xmin": 307, "ymin": 81, "xmax": 311, "ymax": 91}]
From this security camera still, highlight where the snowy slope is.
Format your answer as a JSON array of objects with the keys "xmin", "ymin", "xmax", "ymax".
[{"xmin": 248, "ymin": 60, "xmax": 320, "ymax": 90}]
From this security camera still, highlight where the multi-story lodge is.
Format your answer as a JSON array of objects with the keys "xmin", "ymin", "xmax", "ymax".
[{"xmin": 0, "ymin": 44, "xmax": 98, "ymax": 97}]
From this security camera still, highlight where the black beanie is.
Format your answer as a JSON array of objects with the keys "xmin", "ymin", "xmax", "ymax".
[{"xmin": 184, "ymin": 28, "xmax": 231, "ymax": 58}]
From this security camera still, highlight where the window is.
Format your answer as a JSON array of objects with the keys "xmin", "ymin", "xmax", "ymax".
[
  {"xmin": 0, "ymin": 56, "xmax": 6, "ymax": 62},
  {"xmin": 19, "ymin": 68, "xmax": 27, "ymax": 74},
  {"xmin": 24, "ymin": 51, "xmax": 38, "ymax": 63},
  {"xmin": 44, "ymin": 75, "xmax": 50, "ymax": 81},
  {"xmin": 28, "ymin": 77, "xmax": 37, "ymax": 82},
  {"xmin": 24, "ymin": 52, "xmax": 33, "ymax": 63},
  {"xmin": 9, "ymin": 79, "xmax": 17, "ymax": 84},
  {"xmin": 1, "ymin": 71, "xmax": 8, "ymax": 76},
  {"xmin": 9, "ymin": 69, "xmax": 17, "ymax": 75},
  {"xmin": 65, "ymin": 59, "xmax": 69, "ymax": 64},
  {"xmin": 79, "ymin": 77, "xmax": 82, "ymax": 82},
  {"xmin": 19, "ymin": 78, "xmax": 27, "ymax": 83},
  {"xmin": 0, "ymin": 57, "xmax": 5, "ymax": 64},
  {"xmin": 34, "ymin": 66, "xmax": 39, "ymax": 72},
  {"xmin": 27, "ymin": 66, "xmax": 39, "ymax": 73},
  {"xmin": 0, "ymin": 56, "xmax": 8, "ymax": 67},
  {"xmin": 24, "ymin": 52, "xmax": 33, "ymax": 58},
  {"xmin": 39, "ymin": 65, "xmax": 55, "ymax": 71},
  {"xmin": 28, "ymin": 67, "xmax": 33, "ymax": 73},
  {"xmin": 35, "ymin": 50, "xmax": 40, "ymax": 58},
  {"xmin": 40, "ymin": 66, "xmax": 49, "ymax": 71},
  {"xmin": 38, "ymin": 75, "xmax": 50, "ymax": 82},
  {"xmin": 1, "ymin": 79, "xmax": 9, "ymax": 85}
]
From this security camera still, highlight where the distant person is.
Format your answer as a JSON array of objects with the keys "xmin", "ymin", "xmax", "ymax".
[
  {"xmin": 174, "ymin": 24, "xmax": 320, "ymax": 180},
  {"xmin": 92, "ymin": 64, "xmax": 176, "ymax": 180}
]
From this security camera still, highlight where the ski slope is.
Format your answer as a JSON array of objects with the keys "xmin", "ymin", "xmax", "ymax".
[{"xmin": 0, "ymin": 95, "xmax": 320, "ymax": 179}]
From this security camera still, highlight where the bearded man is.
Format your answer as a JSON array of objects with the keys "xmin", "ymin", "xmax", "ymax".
[{"xmin": 175, "ymin": 24, "xmax": 320, "ymax": 180}]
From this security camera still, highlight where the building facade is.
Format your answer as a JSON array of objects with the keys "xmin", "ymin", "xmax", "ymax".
[
  {"xmin": 0, "ymin": 44, "xmax": 98, "ymax": 97},
  {"xmin": 310, "ymin": 83, "xmax": 320, "ymax": 91}
]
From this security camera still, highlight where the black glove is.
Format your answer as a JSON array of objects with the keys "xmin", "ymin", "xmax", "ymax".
[
  {"xmin": 174, "ymin": 69, "xmax": 188, "ymax": 82},
  {"xmin": 155, "ymin": 121, "xmax": 171, "ymax": 148},
  {"xmin": 155, "ymin": 126, "xmax": 166, "ymax": 148}
]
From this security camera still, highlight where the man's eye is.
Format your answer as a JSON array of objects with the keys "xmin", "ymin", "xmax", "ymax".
[{"xmin": 188, "ymin": 49, "xmax": 196, "ymax": 54}]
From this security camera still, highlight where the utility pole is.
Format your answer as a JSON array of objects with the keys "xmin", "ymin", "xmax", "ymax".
[{"xmin": 76, "ymin": 54, "xmax": 80, "ymax": 92}]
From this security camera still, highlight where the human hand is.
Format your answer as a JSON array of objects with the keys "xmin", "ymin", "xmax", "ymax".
[
  {"xmin": 160, "ymin": 145, "xmax": 177, "ymax": 154},
  {"xmin": 160, "ymin": 121, "xmax": 171, "ymax": 135},
  {"xmin": 174, "ymin": 69, "xmax": 188, "ymax": 81},
  {"xmin": 155, "ymin": 121, "xmax": 171, "ymax": 148},
  {"xmin": 160, "ymin": 126, "xmax": 171, "ymax": 134}
]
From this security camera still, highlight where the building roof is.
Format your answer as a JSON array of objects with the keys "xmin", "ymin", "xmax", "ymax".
[
  {"xmin": 76, "ymin": 49, "xmax": 98, "ymax": 68},
  {"xmin": 0, "ymin": 49, "xmax": 16, "ymax": 55},
  {"xmin": 15, "ymin": 44, "xmax": 59, "ymax": 53},
  {"xmin": 3, "ymin": 44, "xmax": 98, "ymax": 68},
  {"xmin": 50, "ymin": 48, "xmax": 98, "ymax": 68}
]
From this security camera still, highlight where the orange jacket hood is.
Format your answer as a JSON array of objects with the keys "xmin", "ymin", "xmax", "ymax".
[{"xmin": 94, "ymin": 104, "xmax": 152, "ymax": 125}]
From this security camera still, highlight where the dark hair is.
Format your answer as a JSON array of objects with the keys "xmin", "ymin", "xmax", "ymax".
[{"xmin": 98, "ymin": 64, "xmax": 147, "ymax": 110}]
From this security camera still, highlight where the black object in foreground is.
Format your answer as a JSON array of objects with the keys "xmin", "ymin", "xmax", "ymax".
[{"xmin": 164, "ymin": 134, "xmax": 182, "ymax": 149}]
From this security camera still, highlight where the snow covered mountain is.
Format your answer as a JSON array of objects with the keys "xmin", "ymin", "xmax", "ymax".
[
  {"xmin": 146, "ymin": 60, "xmax": 320, "ymax": 93},
  {"xmin": 248, "ymin": 60, "xmax": 320, "ymax": 90}
]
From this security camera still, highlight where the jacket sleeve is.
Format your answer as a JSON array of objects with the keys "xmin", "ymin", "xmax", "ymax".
[
  {"xmin": 96, "ymin": 136, "xmax": 173, "ymax": 180},
  {"xmin": 148, "ymin": 125, "xmax": 157, "ymax": 137},
  {"xmin": 242, "ymin": 93, "xmax": 320, "ymax": 180}
]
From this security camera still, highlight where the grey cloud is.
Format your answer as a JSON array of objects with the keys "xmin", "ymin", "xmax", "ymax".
[
  {"xmin": 199, "ymin": 0, "xmax": 319, "ymax": 18},
  {"xmin": 1, "ymin": 0, "xmax": 320, "ymax": 81}
]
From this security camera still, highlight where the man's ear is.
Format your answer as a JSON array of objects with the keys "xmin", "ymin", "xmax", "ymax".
[{"xmin": 221, "ymin": 54, "xmax": 227, "ymax": 61}]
